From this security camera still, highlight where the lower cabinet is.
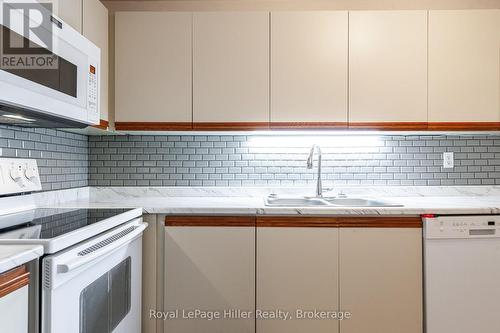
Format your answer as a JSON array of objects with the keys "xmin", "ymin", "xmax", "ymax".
[
  {"xmin": 257, "ymin": 227, "xmax": 339, "ymax": 333},
  {"xmin": 339, "ymin": 228, "xmax": 423, "ymax": 333},
  {"xmin": 0, "ymin": 265, "xmax": 30, "ymax": 333},
  {"xmin": 162, "ymin": 216, "xmax": 423, "ymax": 333},
  {"xmin": 164, "ymin": 217, "xmax": 255, "ymax": 333}
]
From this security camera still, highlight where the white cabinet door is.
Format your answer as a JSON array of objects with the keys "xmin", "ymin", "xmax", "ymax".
[
  {"xmin": 115, "ymin": 12, "xmax": 192, "ymax": 123},
  {"xmin": 257, "ymin": 227, "xmax": 339, "ymax": 333},
  {"xmin": 0, "ymin": 285, "xmax": 29, "ymax": 333},
  {"xmin": 340, "ymin": 228, "xmax": 423, "ymax": 333},
  {"xmin": 429, "ymin": 10, "xmax": 500, "ymax": 123},
  {"xmin": 349, "ymin": 11, "xmax": 427, "ymax": 123},
  {"xmin": 193, "ymin": 12, "xmax": 269, "ymax": 124},
  {"xmin": 53, "ymin": 0, "xmax": 82, "ymax": 32},
  {"xmin": 164, "ymin": 226, "xmax": 255, "ymax": 333},
  {"xmin": 270, "ymin": 11, "xmax": 348, "ymax": 125},
  {"xmin": 83, "ymin": 0, "xmax": 109, "ymax": 122}
]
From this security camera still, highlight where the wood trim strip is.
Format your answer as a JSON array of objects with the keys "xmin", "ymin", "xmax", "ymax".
[
  {"xmin": 427, "ymin": 122, "xmax": 500, "ymax": 131},
  {"xmin": 92, "ymin": 119, "xmax": 109, "ymax": 130},
  {"xmin": 193, "ymin": 122, "xmax": 270, "ymax": 131},
  {"xmin": 0, "ymin": 265, "xmax": 30, "ymax": 298},
  {"xmin": 165, "ymin": 216, "xmax": 422, "ymax": 228},
  {"xmin": 112, "ymin": 121, "xmax": 500, "ymax": 132},
  {"xmin": 270, "ymin": 122, "xmax": 348, "ymax": 129},
  {"xmin": 348, "ymin": 122, "xmax": 428, "ymax": 130},
  {"xmin": 115, "ymin": 122, "xmax": 193, "ymax": 131},
  {"xmin": 257, "ymin": 216, "xmax": 422, "ymax": 228},
  {"xmin": 349, "ymin": 122, "xmax": 500, "ymax": 131},
  {"xmin": 256, "ymin": 216, "xmax": 339, "ymax": 227},
  {"xmin": 165, "ymin": 216, "xmax": 256, "ymax": 227},
  {"xmin": 336, "ymin": 216, "xmax": 422, "ymax": 228}
]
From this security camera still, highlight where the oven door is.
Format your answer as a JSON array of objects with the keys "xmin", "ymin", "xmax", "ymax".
[
  {"xmin": 0, "ymin": 0, "xmax": 100, "ymax": 126},
  {"xmin": 41, "ymin": 219, "xmax": 146, "ymax": 333}
]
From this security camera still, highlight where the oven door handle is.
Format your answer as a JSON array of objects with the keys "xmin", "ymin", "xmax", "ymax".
[{"xmin": 56, "ymin": 222, "xmax": 147, "ymax": 273}]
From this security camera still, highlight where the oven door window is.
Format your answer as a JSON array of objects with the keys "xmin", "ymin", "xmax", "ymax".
[
  {"xmin": 0, "ymin": 24, "xmax": 78, "ymax": 98},
  {"xmin": 79, "ymin": 257, "xmax": 131, "ymax": 333}
]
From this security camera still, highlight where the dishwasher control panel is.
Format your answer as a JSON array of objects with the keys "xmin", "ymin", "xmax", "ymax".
[{"xmin": 424, "ymin": 215, "xmax": 500, "ymax": 239}]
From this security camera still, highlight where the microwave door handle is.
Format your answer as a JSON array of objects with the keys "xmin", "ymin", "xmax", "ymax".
[{"xmin": 56, "ymin": 222, "xmax": 147, "ymax": 273}]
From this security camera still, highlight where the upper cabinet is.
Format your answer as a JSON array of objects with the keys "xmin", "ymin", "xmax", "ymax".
[
  {"xmin": 54, "ymin": 0, "xmax": 82, "ymax": 32},
  {"xmin": 193, "ymin": 12, "xmax": 269, "ymax": 128},
  {"xmin": 349, "ymin": 11, "xmax": 428, "ymax": 126},
  {"xmin": 83, "ymin": 0, "xmax": 109, "ymax": 123},
  {"xmin": 428, "ymin": 10, "xmax": 500, "ymax": 125},
  {"xmin": 107, "ymin": 9, "xmax": 499, "ymax": 131},
  {"xmin": 270, "ymin": 11, "xmax": 348, "ymax": 127},
  {"xmin": 115, "ymin": 12, "xmax": 192, "ymax": 127}
]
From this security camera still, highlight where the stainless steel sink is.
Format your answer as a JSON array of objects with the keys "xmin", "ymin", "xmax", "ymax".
[
  {"xmin": 264, "ymin": 196, "xmax": 329, "ymax": 207},
  {"xmin": 323, "ymin": 197, "xmax": 403, "ymax": 207},
  {"xmin": 264, "ymin": 195, "xmax": 403, "ymax": 207}
]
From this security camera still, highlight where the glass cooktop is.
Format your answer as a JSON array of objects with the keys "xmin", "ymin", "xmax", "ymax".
[{"xmin": 0, "ymin": 208, "xmax": 133, "ymax": 240}]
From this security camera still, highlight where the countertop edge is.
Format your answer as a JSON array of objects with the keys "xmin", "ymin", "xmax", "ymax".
[{"xmin": 0, "ymin": 245, "xmax": 44, "ymax": 274}]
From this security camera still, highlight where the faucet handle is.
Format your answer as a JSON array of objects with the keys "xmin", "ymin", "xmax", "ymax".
[{"xmin": 321, "ymin": 188, "xmax": 334, "ymax": 196}]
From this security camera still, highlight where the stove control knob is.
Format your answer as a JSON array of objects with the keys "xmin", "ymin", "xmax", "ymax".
[
  {"xmin": 25, "ymin": 166, "xmax": 37, "ymax": 180},
  {"xmin": 10, "ymin": 165, "xmax": 25, "ymax": 187},
  {"xmin": 10, "ymin": 165, "xmax": 22, "ymax": 181}
]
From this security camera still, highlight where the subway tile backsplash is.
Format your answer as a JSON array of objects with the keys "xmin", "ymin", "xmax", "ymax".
[
  {"xmin": 2, "ymin": 125, "xmax": 500, "ymax": 191},
  {"xmin": 0, "ymin": 125, "xmax": 88, "ymax": 191},
  {"xmin": 89, "ymin": 134, "xmax": 500, "ymax": 187}
]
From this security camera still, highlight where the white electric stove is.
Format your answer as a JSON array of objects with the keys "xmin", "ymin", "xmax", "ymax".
[
  {"xmin": 0, "ymin": 158, "xmax": 147, "ymax": 333},
  {"xmin": 0, "ymin": 207, "xmax": 144, "ymax": 253}
]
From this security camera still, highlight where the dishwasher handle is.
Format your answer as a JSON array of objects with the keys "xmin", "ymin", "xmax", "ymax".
[{"xmin": 57, "ymin": 222, "xmax": 147, "ymax": 273}]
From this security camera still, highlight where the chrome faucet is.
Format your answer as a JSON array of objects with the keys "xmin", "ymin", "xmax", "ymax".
[{"xmin": 306, "ymin": 144, "xmax": 323, "ymax": 197}]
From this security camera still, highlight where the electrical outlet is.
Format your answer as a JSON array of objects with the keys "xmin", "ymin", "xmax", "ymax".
[{"xmin": 443, "ymin": 152, "xmax": 454, "ymax": 168}]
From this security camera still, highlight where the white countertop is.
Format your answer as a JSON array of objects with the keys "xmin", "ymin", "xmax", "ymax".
[
  {"xmin": 40, "ymin": 190, "xmax": 500, "ymax": 216},
  {"xmin": 0, "ymin": 244, "xmax": 43, "ymax": 273},
  {"xmin": 1, "ymin": 185, "xmax": 498, "ymax": 216}
]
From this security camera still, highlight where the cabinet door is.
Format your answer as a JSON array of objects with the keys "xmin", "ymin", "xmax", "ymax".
[
  {"xmin": 54, "ymin": 0, "xmax": 82, "ymax": 32},
  {"xmin": 193, "ymin": 12, "xmax": 269, "ymax": 125},
  {"xmin": 271, "ymin": 11, "xmax": 348, "ymax": 126},
  {"xmin": 0, "ymin": 286, "xmax": 29, "ymax": 333},
  {"xmin": 0, "ymin": 266, "xmax": 30, "ymax": 333},
  {"xmin": 340, "ymin": 228, "xmax": 422, "ymax": 333},
  {"xmin": 257, "ymin": 227, "xmax": 339, "ymax": 333},
  {"xmin": 164, "ymin": 224, "xmax": 255, "ymax": 333},
  {"xmin": 115, "ymin": 12, "xmax": 192, "ymax": 123},
  {"xmin": 349, "ymin": 11, "xmax": 427, "ymax": 124},
  {"xmin": 429, "ymin": 10, "xmax": 500, "ymax": 123},
  {"xmin": 83, "ymin": 0, "xmax": 109, "ymax": 122}
]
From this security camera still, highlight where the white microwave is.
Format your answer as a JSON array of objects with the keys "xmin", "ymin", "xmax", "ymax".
[{"xmin": 0, "ymin": 0, "xmax": 100, "ymax": 128}]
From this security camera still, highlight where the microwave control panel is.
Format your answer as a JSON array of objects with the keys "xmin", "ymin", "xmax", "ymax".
[
  {"xmin": 0, "ymin": 158, "xmax": 42, "ymax": 196},
  {"xmin": 87, "ymin": 64, "xmax": 99, "ymax": 123}
]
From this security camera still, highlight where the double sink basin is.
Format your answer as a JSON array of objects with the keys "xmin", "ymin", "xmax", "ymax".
[{"xmin": 265, "ymin": 195, "xmax": 403, "ymax": 207}]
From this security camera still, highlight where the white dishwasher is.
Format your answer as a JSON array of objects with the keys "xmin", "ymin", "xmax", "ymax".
[{"xmin": 424, "ymin": 215, "xmax": 500, "ymax": 333}]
